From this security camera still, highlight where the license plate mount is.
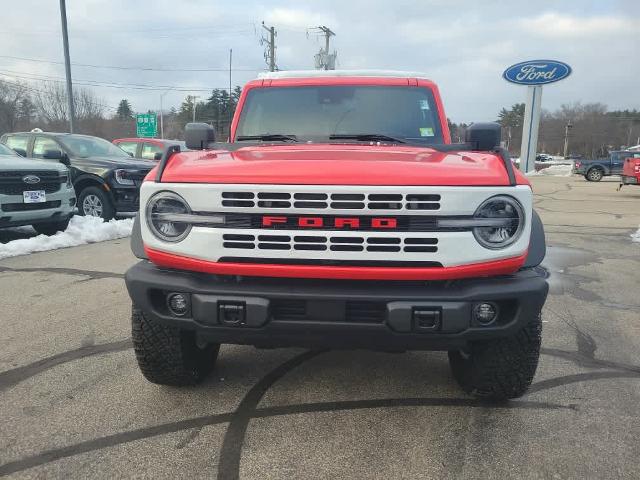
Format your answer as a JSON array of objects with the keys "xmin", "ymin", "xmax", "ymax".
[{"xmin": 23, "ymin": 190, "xmax": 46, "ymax": 203}]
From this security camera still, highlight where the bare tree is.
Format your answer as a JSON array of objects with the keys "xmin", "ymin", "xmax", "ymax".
[
  {"xmin": 33, "ymin": 81, "xmax": 106, "ymax": 131},
  {"xmin": 0, "ymin": 79, "xmax": 30, "ymax": 134}
]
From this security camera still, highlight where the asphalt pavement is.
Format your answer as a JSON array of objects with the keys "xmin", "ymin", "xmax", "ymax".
[{"xmin": 1, "ymin": 175, "xmax": 639, "ymax": 479}]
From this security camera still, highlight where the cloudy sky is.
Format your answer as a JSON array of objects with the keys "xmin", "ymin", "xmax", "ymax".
[{"xmin": 2, "ymin": 0, "xmax": 639, "ymax": 122}]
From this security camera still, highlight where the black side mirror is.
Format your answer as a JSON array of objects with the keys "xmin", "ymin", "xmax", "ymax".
[
  {"xmin": 127, "ymin": 151, "xmax": 134, "ymax": 157},
  {"xmin": 43, "ymin": 149, "xmax": 63, "ymax": 160},
  {"xmin": 154, "ymin": 152, "xmax": 163, "ymax": 160},
  {"xmin": 185, "ymin": 123, "xmax": 215, "ymax": 150},
  {"xmin": 44, "ymin": 149, "xmax": 70, "ymax": 166},
  {"xmin": 13, "ymin": 148, "xmax": 26, "ymax": 157},
  {"xmin": 465, "ymin": 122, "xmax": 501, "ymax": 151}
]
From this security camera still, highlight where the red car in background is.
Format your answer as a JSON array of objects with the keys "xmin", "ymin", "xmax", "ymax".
[
  {"xmin": 113, "ymin": 138, "xmax": 186, "ymax": 161},
  {"xmin": 620, "ymin": 154, "xmax": 640, "ymax": 189}
]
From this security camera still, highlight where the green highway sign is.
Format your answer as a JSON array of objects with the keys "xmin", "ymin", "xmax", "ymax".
[{"xmin": 136, "ymin": 113, "xmax": 157, "ymax": 138}]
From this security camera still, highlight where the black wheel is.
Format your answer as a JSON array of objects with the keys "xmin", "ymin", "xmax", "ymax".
[
  {"xmin": 586, "ymin": 168, "xmax": 603, "ymax": 182},
  {"xmin": 33, "ymin": 218, "xmax": 70, "ymax": 236},
  {"xmin": 77, "ymin": 186, "xmax": 115, "ymax": 220},
  {"xmin": 448, "ymin": 315, "xmax": 542, "ymax": 400},
  {"xmin": 131, "ymin": 306, "xmax": 220, "ymax": 386}
]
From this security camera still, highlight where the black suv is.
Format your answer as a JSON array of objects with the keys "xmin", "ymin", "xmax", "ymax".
[{"xmin": 1, "ymin": 132, "xmax": 155, "ymax": 220}]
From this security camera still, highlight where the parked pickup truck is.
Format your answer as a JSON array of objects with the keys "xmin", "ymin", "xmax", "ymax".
[
  {"xmin": 125, "ymin": 70, "xmax": 548, "ymax": 400},
  {"xmin": 573, "ymin": 150, "xmax": 640, "ymax": 181},
  {"xmin": 1, "ymin": 132, "xmax": 155, "ymax": 220},
  {"xmin": 0, "ymin": 143, "xmax": 75, "ymax": 235}
]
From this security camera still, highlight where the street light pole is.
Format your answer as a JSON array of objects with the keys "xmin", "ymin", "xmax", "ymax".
[
  {"xmin": 192, "ymin": 95, "xmax": 199, "ymax": 123},
  {"xmin": 563, "ymin": 122, "xmax": 573, "ymax": 158},
  {"xmin": 159, "ymin": 87, "xmax": 173, "ymax": 139},
  {"xmin": 59, "ymin": 0, "xmax": 75, "ymax": 133}
]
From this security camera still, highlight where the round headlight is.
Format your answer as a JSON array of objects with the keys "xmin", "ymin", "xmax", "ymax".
[
  {"xmin": 146, "ymin": 191, "xmax": 192, "ymax": 242},
  {"xmin": 473, "ymin": 195, "xmax": 524, "ymax": 249}
]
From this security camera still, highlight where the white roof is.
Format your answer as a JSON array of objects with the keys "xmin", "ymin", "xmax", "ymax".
[{"xmin": 257, "ymin": 69, "xmax": 432, "ymax": 80}]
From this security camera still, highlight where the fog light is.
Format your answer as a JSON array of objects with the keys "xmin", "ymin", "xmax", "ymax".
[
  {"xmin": 474, "ymin": 302, "xmax": 498, "ymax": 325},
  {"xmin": 167, "ymin": 293, "xmax": 189, "ymax": 316}
]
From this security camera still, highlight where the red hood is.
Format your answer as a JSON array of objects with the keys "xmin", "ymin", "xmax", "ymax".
[{"xmin": 153, "ymin": 144, "xmax": 528, "ymax": 186}]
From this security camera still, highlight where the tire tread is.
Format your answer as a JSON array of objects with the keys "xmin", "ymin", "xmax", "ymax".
[
  {"xmin": 131, "ymin": 306, "xmax": 219, "ymax": 386},
  {"xmin": 449, "ymin": 315, "xmax": 542, "ymax": 400}
]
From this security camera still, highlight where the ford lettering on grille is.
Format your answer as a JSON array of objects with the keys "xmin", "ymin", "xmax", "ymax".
[{"xmin": 262, "ymin": 215, "xmax": 398, "ymax": 229}]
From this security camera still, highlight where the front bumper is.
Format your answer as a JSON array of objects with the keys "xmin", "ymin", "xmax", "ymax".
[
  {"xmin": 125, "ymin": 261, "xmax": 548, "ymax": 351},
  {"xmin": 0, "ymin": 188, "xmax": 76, "ymax": 228},
  {"xmin": 110, "ymin": 185, "xmax": 141, "ymax": 213}
]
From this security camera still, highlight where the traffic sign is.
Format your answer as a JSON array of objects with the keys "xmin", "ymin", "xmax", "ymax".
[{"xmin": 136, "ymin": 113, "xmax": 157, "ymax": 138}]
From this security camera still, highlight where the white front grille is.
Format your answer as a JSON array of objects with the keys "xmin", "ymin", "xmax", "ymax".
[{"xmin": 140, "ymin": 183, "xmax": 533, "ymax": 267}]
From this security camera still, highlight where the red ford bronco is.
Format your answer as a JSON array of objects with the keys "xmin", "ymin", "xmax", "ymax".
[{"xmin": 125, "ymin": 71, "xmax": 548, "ymax": 400}]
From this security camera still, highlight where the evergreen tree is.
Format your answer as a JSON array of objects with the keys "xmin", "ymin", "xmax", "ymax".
[{"xmin": 116, "ymin": 99, "xmax": 133, "ymax": 120}]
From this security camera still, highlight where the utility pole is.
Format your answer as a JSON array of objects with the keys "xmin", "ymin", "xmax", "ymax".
[
  {"xmin": 319, "ymin": 26, "xmax": 335, "ymax": 70},
  {"xmin": 59, "ymin": 0, "xmax": 75, "ymax": 133},
  {"xmin": 228, "ymin": 48, "xmax": 232, "ymax": 137},
  {"xmin": 563, "ymin": 121, "xmax": 573, "ymax": 158},
  {"xmin": 312, "ymin": 26, "xmax": 336, "ymax": 70},
  {"xmin": 261, "ymin": 22, "xmax": 276, "ymax": 72}
]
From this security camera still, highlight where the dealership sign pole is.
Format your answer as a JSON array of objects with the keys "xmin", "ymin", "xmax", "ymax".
[{"xmin": 503, "ymin": 60, "xmax": 572, "ymax": 173}]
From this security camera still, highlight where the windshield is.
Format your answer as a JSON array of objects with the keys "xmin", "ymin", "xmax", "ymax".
[
  {"xmin": 59, "ymin": 135, "xmax": 130, "ymax": 158},
  {"xmin": 0, "ymin": 143, "xmax": 18, "ymax": 156},
  {"xmin": 235, "ymin": 85, "xmax": 443, "ymax": 145}
]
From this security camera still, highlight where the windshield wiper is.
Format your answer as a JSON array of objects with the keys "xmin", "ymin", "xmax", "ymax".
[
  {"xmin": 329, "ymin": 133, "xmax": 406, "ymax": 144},
  {"xmin": 236, "ymin": 134, "xmax": 298, "ymax": 142}
]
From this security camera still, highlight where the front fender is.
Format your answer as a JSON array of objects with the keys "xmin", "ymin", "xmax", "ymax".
[
  {"xmin": 523, "ymin": 209, "xmax": 546, "ymax": 268},
  {"xmin": 130, "ymin": 214, "xmax": 148, "ymax": 259}
]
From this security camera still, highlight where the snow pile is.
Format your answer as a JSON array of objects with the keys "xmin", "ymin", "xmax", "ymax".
[
  {"xmin": 632, "ymin": 226, "xmax": 640, "ymax": 243},
  {"xmin": 526, "ymin": 164, "xmax": 573, "ymax": 177},
  {"xmin": 0, "ymin": 216, "xmax": 134, "ymax": 260}
]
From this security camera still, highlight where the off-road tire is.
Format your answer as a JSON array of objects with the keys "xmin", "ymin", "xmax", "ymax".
[
  {"xmin": 586, "ymin": 168, "xmax": 603, "ymax": 182},
  {"xmin": 33, "ymin": 218, "xmax": 70, "ymax": 236},
  {"xmin": 132, "ymin": 306, "xmax": 220, "ymax": 386},
  {"xmin": 448, "ymin": 314, "xmax": 542, "ymax": 400},
  {"xmin": 77, "ymin": 186, "xmax": 115, "ymax": 220}
]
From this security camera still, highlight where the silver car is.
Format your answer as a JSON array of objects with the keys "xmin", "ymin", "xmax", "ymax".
[{"xmin": 0, "ymin": 144, "xmax": 75, "ymax": 235}]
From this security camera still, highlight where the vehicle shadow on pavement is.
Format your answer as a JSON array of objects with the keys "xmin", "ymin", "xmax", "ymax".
[{"xmin": 0, "ymin": 226, "xmax": 37, "ymax": 243}]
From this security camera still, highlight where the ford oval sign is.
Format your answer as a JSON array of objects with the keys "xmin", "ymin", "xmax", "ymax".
[{"xmin": 503, "ymin": 60, "xmax": 571, "ymax": 85}]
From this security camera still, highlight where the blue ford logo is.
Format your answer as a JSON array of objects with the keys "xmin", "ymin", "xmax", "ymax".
[
  {"xmin": 22, "ymin": 175, "xmax": 41, "ymax": 184},
  {"xmin": 503, "ymin": 60, "xmax": 572, "ymax": 85}
]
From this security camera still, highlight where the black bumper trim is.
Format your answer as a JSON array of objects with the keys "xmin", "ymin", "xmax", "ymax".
[{"xmin": 125, "ymin": 261, "xmax": 548, "ymax": 351}]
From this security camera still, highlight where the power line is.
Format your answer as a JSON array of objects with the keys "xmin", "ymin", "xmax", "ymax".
[
  {"xmin": 0, "ymin": 25, "xmax": 256, "ymax": 37},
  {"xmin": 0, "ymin": 77, "xmax": 117, "ymax": 111},
  {"xmin": 0, "ymin": 55, "xmax": 263, "ymax": 72},
  {"xmin": 0, "ymin": 70, "xmax": 237, "ymax": 92}
]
